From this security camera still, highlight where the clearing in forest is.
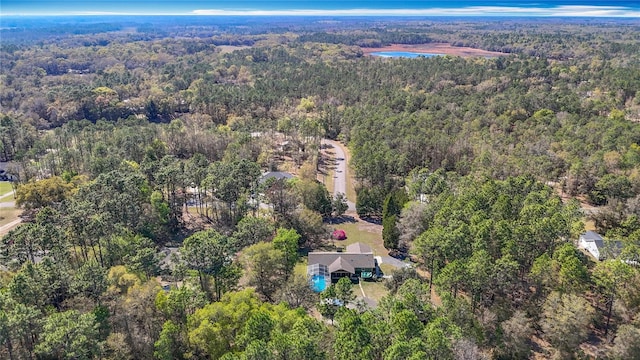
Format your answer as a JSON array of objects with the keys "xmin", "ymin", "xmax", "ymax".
[{"xmin": 362, "ymin": 43, "xmax": 507, "ymax": 58}]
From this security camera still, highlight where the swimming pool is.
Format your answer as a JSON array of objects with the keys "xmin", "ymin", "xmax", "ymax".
[{"xmin": 311, "ymin": 275, "xmax": 328, "ymax": 292}]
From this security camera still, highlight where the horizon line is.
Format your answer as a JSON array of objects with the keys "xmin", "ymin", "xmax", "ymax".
[{"xmin": 2, "ymin": 5, "xmax": 640, "ymax": 18}]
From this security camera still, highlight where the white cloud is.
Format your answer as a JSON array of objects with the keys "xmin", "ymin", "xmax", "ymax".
[
  {"xmin": 191, "ymin": 6, "xmax": 640, "ymax": 17},
  {"xmin": 4, "ymin": 5, "xmax": 638, "ymax": 17}
]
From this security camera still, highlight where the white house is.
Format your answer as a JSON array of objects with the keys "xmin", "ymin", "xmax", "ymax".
[{"xmin": 578, "ymin": 231, "xmax": 623, "ymax": 261}]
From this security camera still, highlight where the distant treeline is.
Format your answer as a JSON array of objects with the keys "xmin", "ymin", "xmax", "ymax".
[{"xmin": 297, "ymin": 30, "xmax": 433, "ymax": 47}]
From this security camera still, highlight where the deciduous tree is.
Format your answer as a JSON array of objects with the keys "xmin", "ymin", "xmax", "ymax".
[
  {"xmin": 181, "ymin": 229, "xmax": 235, "ymax": 301},
  {"xmin": 593, "ymin": 260, "xmax": 635, "ymax": 334},
  {"xmin": 499, "ymin": 310, "xmax": 533, "ymax": 359},
  {"xmin": 609, "ymin": 324, "xmax": 640, "ymax": 360},
  {"xmin": 541, "ymin": 292, "xmax": 595, "ymax": 357},
  {"xmin": 233, "ymin": 216, "xmax": 274, "ymax": 249},
  {"xmin": 242, "ymin": 242, "xmax": 287, "ymax": 302},
  {"xmin": 272, "ymin": 227, "xmax": 301, "ymax": 275},
  {"xmin": 15, "ymin": 176, "xmax": 78, "ymax": 210}
]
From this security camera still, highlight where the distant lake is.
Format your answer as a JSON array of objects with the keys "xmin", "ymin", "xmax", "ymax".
[{"xmin": 370, "ymin": 51, "xmax": 441, "ymax": 58}]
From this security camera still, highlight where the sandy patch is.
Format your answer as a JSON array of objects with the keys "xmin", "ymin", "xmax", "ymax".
[
  {"xmin": 362, "ymin": 43, "xmax": 507, "ymax": 58},
  {"xmin": 216, "ymin": 45, "xmax": 251, "ymax": 54}
]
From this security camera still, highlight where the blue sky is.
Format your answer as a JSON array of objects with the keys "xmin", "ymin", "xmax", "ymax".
[{"xmin": 2, "ymin": 0, "xmax": 639, "ymax": 16}]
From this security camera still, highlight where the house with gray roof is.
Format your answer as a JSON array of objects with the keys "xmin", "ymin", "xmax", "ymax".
[
  {"xmin": 578, "ymin": 231, "xmax": 624, "ymax": 260},
  {"xmin": 259, "ymin": 171, "xmax": 294, "ymax": 184},
  {"xmin": 307, "ymin": 242, "xmax": 377, "ymax": 284}
]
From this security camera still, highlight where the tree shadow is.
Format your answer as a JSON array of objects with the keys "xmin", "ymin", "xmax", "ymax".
[
  {"xmin": 311, "ymin": 241, "xmax": 345, "ymax": 252},
  {"xmin": 298, "ymin": 247, "xmax": 312, "ymax": 257},
  {"xmin": 529, "ymin": 336, "xmax": 549, "ymax": 359},
  {"xmin": 360, "ymin": 216, "xmax": 382, "ymax": 225},
  {"xmin": 327, "ymin": 215, "xmax": 357, "ymax": 224},
  {"xmin": 374, "ymin": 260, "xmax": 385, "ymax": 278},
  {"xmin": 317, "ymin": 152, "xmax": 338, "ymax": 176}
]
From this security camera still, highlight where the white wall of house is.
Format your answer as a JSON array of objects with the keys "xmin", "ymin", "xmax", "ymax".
[{"xmin": 579, "ymin": 239, "xmax": 600, "ymax": 260}]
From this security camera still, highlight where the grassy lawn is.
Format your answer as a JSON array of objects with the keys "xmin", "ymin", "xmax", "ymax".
[
  {"xmin": 328, "ymin": 221, "xmax": 386, "ymax": 256},
  {"xmin": 320, "ymin": 168, "xmax": 335, "ymax": 196},
  {"xmin": 379, "ymin": 263, "xmax": 398, "ymax": 277},
  {"xmin": 0, "ymin": 192, "xmax": 15, "ymax": 202},
  {"xmin": 0, "ymin": 182, "xmax": 13, "ymax": 195},
  {"xmin": 294, "ymin": 258, "xmax": 308, "ymax": 278},
  {"xmin": 360, "ymin": 280, "xmax": 389, "ymax": 302}
]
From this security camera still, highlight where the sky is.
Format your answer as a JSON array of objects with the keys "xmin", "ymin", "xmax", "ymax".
[{"xmin": 1, "ymin": 0, "xmax": 640, "ymax": 17}]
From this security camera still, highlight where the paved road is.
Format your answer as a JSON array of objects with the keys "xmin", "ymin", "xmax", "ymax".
[
  {"xmin": 376, "ymin": 255, "xmax": 411, "ymax": 270},
  {"xmin": 321, "ymin": 139, "xmax": 356, "ymax": 212}
]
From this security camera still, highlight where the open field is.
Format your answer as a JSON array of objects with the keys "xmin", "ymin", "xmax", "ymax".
[{"xmin": 362, "ymin": 43, "xmax": 507, "ymax": 58}]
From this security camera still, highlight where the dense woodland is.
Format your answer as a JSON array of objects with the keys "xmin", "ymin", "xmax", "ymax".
[{"xmin": 1, "ymin": 16, "xmax": 640, "ymax": 359}]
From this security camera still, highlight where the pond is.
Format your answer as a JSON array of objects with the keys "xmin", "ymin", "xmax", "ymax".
[{"xmin": 370, "ymin": 51, "xmax": 441, "ymax": 58}]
